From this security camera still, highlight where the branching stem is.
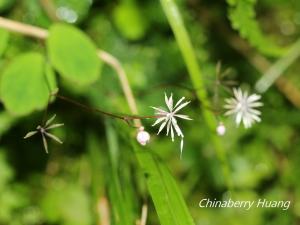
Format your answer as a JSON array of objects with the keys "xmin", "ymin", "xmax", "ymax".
[
  {"xmin": 0, "ymin": 16, "xmax": 142, "ymax": 127},
  {"xmin": 159, "ymin": 0, "xmax": 233, "ymax": 190},
  {"xmin": 53, "ymin": 93, "xmax": 161, "ymax": 123}
]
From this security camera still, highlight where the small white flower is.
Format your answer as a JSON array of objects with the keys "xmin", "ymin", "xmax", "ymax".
[
  {"xmin": 216, "ymin": 122, "xmax": 226, "ymax": 136},
  {"xmin": 151, "ymin": 93, "xmax": 192, "ymax": 158},
  {"xmin": 224, "ymin": 88, "xmax": 263, "ymax": 128},
  {"xmin": 24, "ymin": 114, "xmax": 64, "ymax": 153},
  {"xmin": 136, "ymin": 127, "xmax": 150, "ymax": 146}
]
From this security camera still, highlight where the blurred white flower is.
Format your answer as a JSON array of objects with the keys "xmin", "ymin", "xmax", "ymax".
[
  {"xmin": 24, "ymin": 114, "xmax": 64, "ymax": 153},
  {"xmin": 216, "ymin": 122, "xmax": 226, "ymax": 136},
  {"xmin": 136, "ymin": 127, "xmax": 150, "ymax": 146},
  {"xmin": 224, "ymin": 88, "xmax": 263, "ymax": 128},
  {"xmin": 152, "ymin": 93, "xmax": 192, "ymax": 158}
]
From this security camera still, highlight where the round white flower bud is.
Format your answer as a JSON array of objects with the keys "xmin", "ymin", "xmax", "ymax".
[
  {"xmin": 216, "ymin": 122, "xmax": 226, "ymax": 136},
  {"xmin": 136, "ymin": 127, "xmax": 150, "ymax": 146}
]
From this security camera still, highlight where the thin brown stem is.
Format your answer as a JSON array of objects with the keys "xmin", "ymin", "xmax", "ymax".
[
  {"xmin": 97, "ymin": 51, "xmax": 142, "ymax": 127},
  {"xmin": 54, "ymin": 94, "xmax": 161, "ymax": 122},
  {"xmin": 0, "ymin": 16, "xmax": 143, "ymax": 126}
]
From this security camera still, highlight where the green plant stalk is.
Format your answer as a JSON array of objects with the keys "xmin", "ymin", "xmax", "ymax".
[
  {"xmin": 87, "ymin": 133, "xmax": 106, "ymax": 223},
  {"xmin": 105, "ymin": 120, "xmax": 133, "ymax": 225},
  {"xmin": 255, "ymin": 38, "xmax": 300, "ymax": 93},
  {"xmin": 159, "ymin": 0, "xmax": 232, "ymax": 189},
  {"xmin": 133, "ymin": 142, "xmax": 196, "ymax": 225}
]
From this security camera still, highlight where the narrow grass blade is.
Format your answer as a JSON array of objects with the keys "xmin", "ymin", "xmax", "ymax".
[{"xmin": 133, "ymin": 143, "xmax": 195, "ymax": 225}]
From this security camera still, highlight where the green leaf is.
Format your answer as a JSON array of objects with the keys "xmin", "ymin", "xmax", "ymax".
[
  {"xmin": 47, "ymin": 23, "xmax": 101, "ymax": 85},
  {"xmin": 0, "ymin": 0, "xmax": 15, "ymax": 12},
  {"xmin": 106, "ymin": 120, "xmax": 134, "ymax": 225},
  {"xmin": 159, "ymin": 0, "xmax": 232, "ymax": 189},
  {"xmin": 0, "ymin": 151, "xmax": 14, "ymax": 189},
  {"xmin": 227, "ymin": 0, "xmax": 286, "ymax": 57},
  {"xmin": 113, "ymin": 2, "xmax": 148, "ymax": 41},
  {"xmin": 133, "ymin": 144, "xmax": 195, "ymax": 225},
  {"xmin": 0, "ymin": 28, "xmax": 9, "ymax": 57},
  {"xmin": 0, "ymin": 52, "xmax": 56, "ymax": 116},
  {"xmin": 0, "ymin": 112, "xmax": 16, "ymax": 137}
]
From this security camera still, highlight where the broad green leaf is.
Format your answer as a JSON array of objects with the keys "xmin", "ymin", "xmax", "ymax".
[
  {"xmin": 47, "ymin": 23, "xmax": 101, "ymax": 85},
  {"xmin": 113, "ymin": 2, "xmax": 148, "ymax": 40},
  {"xmin": 0, "ymin": 0, "xmax": 14, "ymax": 12},
  {"xmin": 45, "ymin": 64, "xmax": 58, "ymax": 101},
  {"xmin": 0, "ymin": 28, "xmax": 9, "ymax": 57},
  {"xmin": 0, "ymin": 52, "xmax": 56, "ymax": 116},
  {"xmin": 133, "ymin": 144, "xmax": 195, "ymax": 225}
]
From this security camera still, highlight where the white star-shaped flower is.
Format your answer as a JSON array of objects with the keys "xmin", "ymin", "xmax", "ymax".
[
  {"xmin": 152, "ymin": 93, "xmax": 192, "ymax": 158},
  {"xmin": 224, "ymin": 88, "xmax": 263, "ymax": 128},
  {"xmin": 24, "ymin": 114, "xmax": 64, "ymax": 153}
]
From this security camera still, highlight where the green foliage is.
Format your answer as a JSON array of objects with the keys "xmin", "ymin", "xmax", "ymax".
[
  {"xmin": 0, "ymin": 151, "xmax": 36, "ymax": 224},
  {"xmin": 106, "ymin": 121, "xmax": 135, "ymax": 225},
  {"xmin": 113, "ymin": 1, "xmax": 149, "ymax": 41},
  {"xmin": 0, "ymin": 151, "xmax": 13, "ymax": 188},
  {"xmin": 134, "ymin": 144, "xmax": 195, "ymax": 225},
  {"xmin": 0, "ymin": 1, "xmax": 299, "ymax": 225},
  {"xmin": 47, "ymin": 23, "xmax": 101, "ymax": 85},
  {"xmin": 0, "ymin": 28, "xmax": 9, "ymax": 57},
  {"xmin": 0, "ymin": 112, "xmax": 16, "ymax": 137},
  {"xmin": 0, "ymin": 0, "xmax": 14, "ymax": 12},
  {"xmin": 0, "ymin": 52, "xmax": 56, "ymax": 116},
  {"xmin": 227, "ymin": 0, "xmax": 286, "ymax": 57},
  {"xmin": 52, "ymin": 0, "xmax": 92, "ymax": 23},
  {"xmin": 41, "ymin": 184, "xmax": 92, "ymax": 225}
]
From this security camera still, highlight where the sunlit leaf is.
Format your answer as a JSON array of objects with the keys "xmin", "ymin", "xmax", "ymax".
[
  {"xmin": 0, "ymin": 0, "xmax": 15, "ymax": 12},
  {"xmin": 113, "ymin": 2, "xmax": 148, "ymax": 41},
  {"xmin": 0, "ymin": 52, "xmax": 56, "ymax": 116},
  {"xmin": 0, "ymin": 28, "xmax": 9, "ymax": 57},
  {"xmin": 134, "ymin": 144, "xmax": 196, "ymax": 225},
  {"xmin": 47, "ymin": 23, "xmax": 101, "ymax": 85}
]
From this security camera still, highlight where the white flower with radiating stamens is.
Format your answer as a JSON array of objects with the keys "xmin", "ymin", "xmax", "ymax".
[
  {"xmin": 24, "ymin": 114, "xmax": 64, "ymax": 153},
  {"xmin": 224, "ymin": 88, "xmax": 263, "ymax": 128},
  {"xmin": 151, "ymin": 93, "xmax": 192, "ymax": 158}
]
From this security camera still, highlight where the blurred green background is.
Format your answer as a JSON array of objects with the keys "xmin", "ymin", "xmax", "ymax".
[{"xmin": 0, "ymin": 0, "xmax": 300, "ymax": 224}]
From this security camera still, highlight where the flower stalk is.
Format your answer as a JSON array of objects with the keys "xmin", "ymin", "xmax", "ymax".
[
  {"xmin": 0, "ymin": 16, "xmax": 142, "ymax": 127},
  {"xmin": 159, "ymin": 0, "xmax": 232, "ymax": 189},
  {"xmin": 53, "ymin": 93, "xmax": 162, "ymax": 123}
]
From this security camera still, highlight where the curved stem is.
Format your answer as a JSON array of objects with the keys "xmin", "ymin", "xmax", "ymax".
[
  {"xmin": 0, "ymin": 16, "xmax": 142, "ymax": 127},
  {"xmin": 0, "ymin": 17, "xmax": 48, "ymax": 39},
  {"xmin": 97, "ymin": 51, "xmax": 141, "ymax": 127}
]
